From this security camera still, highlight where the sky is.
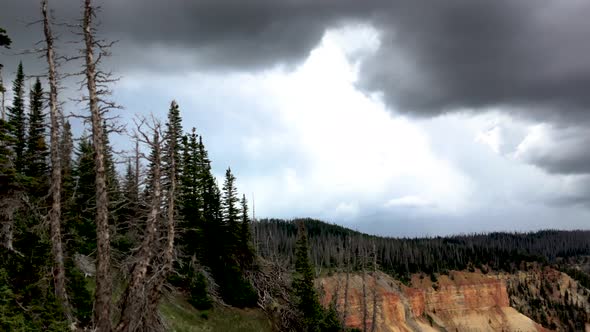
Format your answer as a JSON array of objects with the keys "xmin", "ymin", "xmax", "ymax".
[{"xmin": 1, "ymin": 0, "xmax": 590, "ymax": 236}]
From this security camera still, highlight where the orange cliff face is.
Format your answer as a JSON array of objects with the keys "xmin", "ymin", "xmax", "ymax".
[{"xmin": 318, "ymin": 271, "xmax": 549, "ymax": 332}]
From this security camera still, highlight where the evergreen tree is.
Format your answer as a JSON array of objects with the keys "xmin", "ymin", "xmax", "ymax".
[
  {"xmin": 102, "ymin": 121, "xmax": 121, "ymax": 207},
  {"xmin": 24, "ymin": 78, "xmax": 48, "ymax": 186},
  {"xmin": 238, "ymin": 194, "xmax": 255, "ymax": 269},
  {"xmin": 115, "ymin": 158, "xmax": 140, "ymax": 252},
  {"xmin": 0, "ymin": 117, "xmax": 16, "ymax": 185},
  {"xmin": 198, "ymin": 136, "xmax": 219, "ymax": 227},
  {"xmin": 179, "ymin": 130, "xmax": 202, "ymax": 257},
  {"xmin": 222, "ymin": 167, "xmax": 240, "ymax": 234},
  {"xmin": 60, "ymin": 120, "xmax": 74, "ymax": 205},
  {"xmin": 7, "ymin": 62, "xmax": 26, "ymax": 172},
  {"xmin": 163, "ymin": 100, "xmax": 183, "ymax": 192},
  {"xmin": 0, "ymin": 28, "xmax": 10, "ymax": 49},
  {"xmin": 67, "ymin": 137, "xmax": 97, "ymax": 255},
  {"xmin": 293, "ymin": 221, "xmax": 323, "ymax": 331}
]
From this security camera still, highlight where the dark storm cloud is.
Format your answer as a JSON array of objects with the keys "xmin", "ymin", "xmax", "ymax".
[
  {"xmin": 516, "ymin": 125, "xmax": 590, "ymax": 175},
  {"xmin": 3, "ymin": 0, "xmax": 590, "ymax": 116},
  {"xmin": 0, "ymin": 0, "xmax": 385, "ymax": 72},
  {"xmin": 3, "ymin": 0, "xmax": 590, "ymax": 176},
  {"xmin": 360, "ymin": 0, "xmax": 590, "ymax": 120}
]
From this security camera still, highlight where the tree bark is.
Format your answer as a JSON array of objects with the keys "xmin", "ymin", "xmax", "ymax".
[
  {"xmin": 0, "ymin": 66, "xmax": 5, "ymax": 121},
  {"xmin": 371, "ymin": 243, "xmax": 378, "ymax": 332},
  {"xmin": 42, "ymin": 0, "xmax": 74, "ymax": 326},
  {"xmin": 83, "ymin": 0, "xmax": 111, "ymax": 330},
  {"xmin": 116, "ymin": 126, "xmax": 162, "ymax": 332},
  {"xmin": 144, "ymin": 114, "xmax": 177, "ymax": 328},
  {"xmin": 342, "ymin": 236, "xmax": 351, "ymax": 325},
  {"xmin": 361, "ymin": 244, "xmax": 368, "ymax": 332}
]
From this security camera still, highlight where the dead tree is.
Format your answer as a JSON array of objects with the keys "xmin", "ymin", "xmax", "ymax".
[
  {"xmin": 82, "ymin": 0, "xmax": 113, "ymax": 329},
  {"xmin": 143, "ymin": 101, "xmax": 180, "ymax": 329},
  {"xmin": 361, "ymin": 242, "xmax": 368, "ymax": 332},
  {"xmin": 41, "ymin": 0, "xmax": 74, "ymax": 326},
  {"xmin": 116, "ymin": 117, "xmax": 164, "ymax": 332},
  {"xmin": 370, "ymin": 243, "xmax": 378, "ymax": 332},
  {"xmin": 0, "ymin": 65, "xmax": 5, "ymax": 120},
  {"xmin": 342, "ymin": 236, "xmax": 351, "ymax": 325},
  {"xmin": 0, "ymin": 192, "xmax": 21, "ymax": 253}
]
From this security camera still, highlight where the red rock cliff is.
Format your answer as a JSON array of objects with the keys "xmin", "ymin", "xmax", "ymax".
[{"xmin": 319, "ymin": 271, "xmax": 548, "ymax": 332}]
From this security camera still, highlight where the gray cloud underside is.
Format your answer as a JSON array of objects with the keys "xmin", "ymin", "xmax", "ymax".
[
  {"xmin": 2, "ymin": 0, "xmax": 590, "ymax": 175},
  {"xmin": 3, "ymin": 0, "xmax": 590, "ymax": 116}
]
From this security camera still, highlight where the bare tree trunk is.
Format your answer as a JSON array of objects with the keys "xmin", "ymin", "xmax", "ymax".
[
  {"xmin": 0, "ymin": 198, "xmax": 18, "ymax": 252},
  {"xmin": 342, "ymin": 236, "xmax": 351, "ymax": 325},
  {"xmin": 144, "ymin": 105, "xmax": 178, "ymax": 328},
  {"xmin": 370, "ymin": 243, "xmax": 378, "ymax": 332},
  {"xmin": 135, "ymin": 140, "xmax": 140, "ymax": 197},
  {"xmin": 83, "ymin": 1, "xmax": 111, "ymax": 330},
  {"xmin": 116, "ymin": 121, "xmax": 163, "ymax": 332},
  {"xmin": 0, "ymin": 65, "xmax": 5, "ymax": 120},
  {"xmin": 361, "ymin": 244, "xmax": 368, "ymax": 332},
  {"xmin": 42, "ymin": 0, "xmax": 74, "ymax": 326}
]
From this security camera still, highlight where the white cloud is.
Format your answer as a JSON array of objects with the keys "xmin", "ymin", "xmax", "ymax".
[
  {"xmin": 476, "ymin": 126, "xmax": 502, "ymax": 153},
  {"xmin": 385, "ymin": 196, "xmax": 432, "ymax": 208},
  {"xmin": 113, "ymin": 25, "xmax": 590, "ymax": 235}
]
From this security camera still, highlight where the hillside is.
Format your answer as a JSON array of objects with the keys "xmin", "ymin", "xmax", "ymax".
[
  {"xmin": 319, "ymin": 271, "xmax": 547, "ymax": 332},
  {"xmin": 254, "ymin": 218, "xmax": 590, "ymax": 331}
]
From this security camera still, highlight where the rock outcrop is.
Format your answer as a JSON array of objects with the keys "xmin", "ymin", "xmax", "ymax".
[{"xmin": 319, "ymin": 271, "xmax": 549, "ymax": 332}]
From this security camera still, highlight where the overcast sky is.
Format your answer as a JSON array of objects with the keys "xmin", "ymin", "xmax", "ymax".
[{"xmin": 2, "ymin": 0, "xmax": 590, "ymax": 236}]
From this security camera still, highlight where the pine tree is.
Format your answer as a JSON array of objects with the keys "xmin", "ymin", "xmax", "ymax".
[
  {"xmin": 222, "ymin": 167, "xmax": 239, "ymax": 229},
  {"xmin": 67, "ymin": 137, "xmax": 97, "ymax": 255},
  {"xmin": 0, "ymin": 117, "xmax": 16, "ymax": 185},
  {"xmin": 102, "ymin": 121, "xmax": 121, "ymax": 212},
  {"xmin": 115, "ymin": 158, "xmax": 140, "ymax": 252},
  {"xmin": 198, "ymin": 136, "xmax": 218, "ymax": 226},
  {"xmin": 24, "ymin": 78, "xmax": 48, "ymax": 186},
  {"xmin": 0, "ymin": 28, "xmax": 10, "ymax": 49},
  {"xmin": 163, "ymin": 100, "xmax": 183, "ymax": 192},
  {"xmin": 179, "ymin": 130, "xmax": 202, "ymax": 258},
  {"xmin": 238, "ymin": 194, "xmax": 255, "ymax": 269},
  {"xmin": 60, "ymin": 120, "xmax": 74, "ymax": 202},
  {"xmin": 7, "ymin": 62, "xmax": 26, "ymax": 172},
  {"xmin": 293, "ymin": 221, "xmax": 323, "ymax": 331}
]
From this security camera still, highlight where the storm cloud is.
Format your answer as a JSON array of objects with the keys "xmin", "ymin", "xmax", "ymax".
[
  {"xmin": 3, "ymin": 0, "xmax": 590, "ymax": 119},
  {"xmin": 2, "ymin": 0, "xmax": 590, "ymax": 179}
]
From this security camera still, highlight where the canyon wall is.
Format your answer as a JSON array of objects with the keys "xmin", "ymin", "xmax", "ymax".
[{"xmin": 319, "ymin": 271, "xmax": 549, "ymax": 332}]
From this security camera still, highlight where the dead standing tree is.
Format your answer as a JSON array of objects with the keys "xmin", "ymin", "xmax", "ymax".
[
  {"xmin": 143, "ymin": 101, "xmax": 180, "ymax": 330},
  {"xmin": 116, "ymin": 117, "xmax": 164, "ymax": 332},
  {"xmin": 41, "ymin": 0, "xmax": 74, "ymax": 326},
  {"xmin": 370, "ymin": 242, "xmax": 379, "ymax": 332},
  {"xmin": 80, "ymin": 0, "xmax": 121, "ymax": 329},
  {"xmin": 342, "ymin": 235, "xmax": 351, "ymax": 325},
  {"xmin": 0, "ymin": 65, "xmax": 5, "ymax": 120},
  {"xmin": 361, "ymin": 242, "xmax": 368, "ymax": 332}
]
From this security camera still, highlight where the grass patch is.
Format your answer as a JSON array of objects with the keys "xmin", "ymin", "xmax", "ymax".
[{"xmin": 160, "ymin": 295, "xmax": 271, "ymax": 332}]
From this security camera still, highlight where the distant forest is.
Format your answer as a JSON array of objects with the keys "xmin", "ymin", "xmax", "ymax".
[{"xmin": 255, "ymin": 218, "xmax": 590, "ymax": 281}]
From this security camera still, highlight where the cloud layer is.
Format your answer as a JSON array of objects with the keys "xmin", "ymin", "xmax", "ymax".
[{"xmin": 4, "ymin": 0, "xmax": 590, "ymax": 120}]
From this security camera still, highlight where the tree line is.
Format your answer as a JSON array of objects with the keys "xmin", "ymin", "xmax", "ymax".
[{"xmin": 254, "ymin": 218, "xmax": 590, "ymax": 281}]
